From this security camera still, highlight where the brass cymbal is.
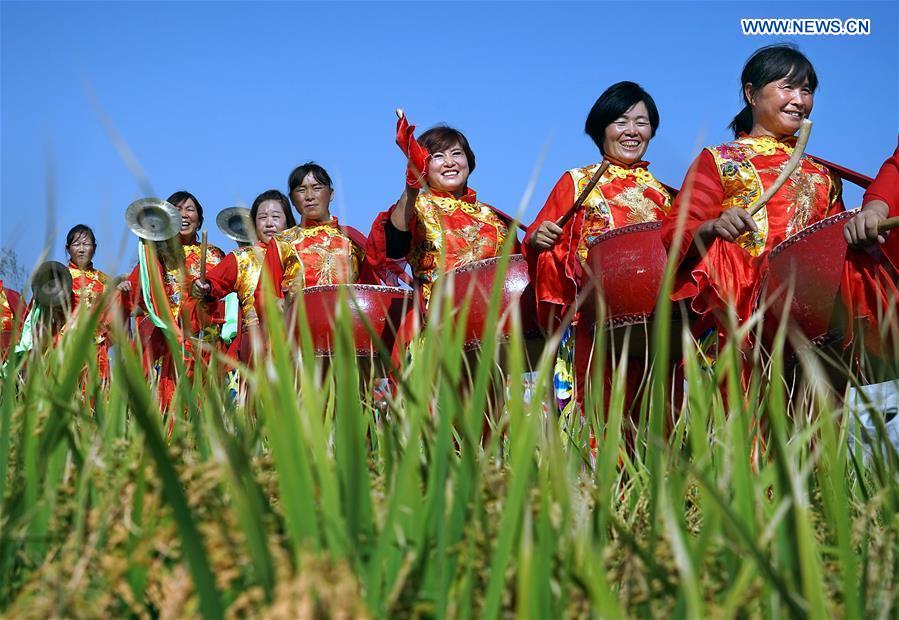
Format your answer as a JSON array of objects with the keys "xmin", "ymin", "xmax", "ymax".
[
  {"xmin": 125, "ymin": 198, "xmax": 181, "ymax": 241},
  {"xmin": 31, "ymin": 261, "xmax": 72, "ymax": 308},
  {"xmin": 216, "ymin": 207, "xmax": 253, "ymax": 244}
]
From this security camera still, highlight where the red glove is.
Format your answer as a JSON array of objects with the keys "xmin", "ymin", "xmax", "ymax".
[{"xmin": 396, "ymin": 113, "xmax": 430, "ymax": 189}]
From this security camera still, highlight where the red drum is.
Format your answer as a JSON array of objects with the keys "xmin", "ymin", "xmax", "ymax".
[
  {"xmin": 764, "ymin": 211, "xmax": 855, "ymax": 346},
  {"xmin": 290, "ymin": 284, "xmax": 412, "ymax": 357},
  {"xmin": 582, "ymin": 221, "xmax": 667, "ymax": 327},
  {"xmin": 446, "ymin": 254, "xmax": 542, "ymax": 351}
]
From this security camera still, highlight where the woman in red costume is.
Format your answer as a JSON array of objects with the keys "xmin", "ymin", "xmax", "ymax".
[
  {"xmin": 193, "ymin": 189, "xmax": 296, "ymax": 363},
  {"xmin": 122, "ymin": 190, "xmax": 226, "ymax": 410},
  {"xmin": 844, "ymin": 147, "xmax": 899, "ymax": 253},
  {"xmin": 61, "ymin": 224, "xmax": 113, "ymax": 380},
  {"xmin": 842, "ymin": 146, "xmax": 899, "ymax": 353},
  {"xmin": 524, "ymin": 82, "xmax": 672, "ymax": 414},
  {"xmin": 366, "ymin": 117, "xmax": 517, "ymax": 305},
  {"xmin": 258, "ymin": 162, "xmax": 374, "ymax": 305},
  {"xmin": 661, "ymin": 45, "xmax": 844, "ymax": 358},
  {"xmin": 0, "ymin": 280, "xmax": 25, "ymax": 361}
]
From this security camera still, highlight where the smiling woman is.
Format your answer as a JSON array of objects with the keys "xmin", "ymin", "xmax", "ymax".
[
  {"xmin": 122, "ymin": 190, "xmax": 226, "ymax": 412},
  {"xmin": 365, "ymin": 115, "xmax": 518, "ymax": 303},
  {"xmin": 660, "ymin": 44, "xmax": 842, "ymax": 355},
  {"xmin": 192, "ymin": 189, "xmax": 297, "ymax": 363},
  {"xmin": 521, "ymin": 80, "xmax": 672, "ymax": 415}
]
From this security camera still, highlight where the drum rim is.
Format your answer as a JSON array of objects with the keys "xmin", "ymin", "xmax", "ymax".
[
  {"xmin": 302, "ymin": 283, "xmax": 413, "ymax": 297},
  {"xmin": 769, "ymin": 210, "xmax": 855, "ymax": 259},
  {"xmin": 587, "ymin": 220, "xmax": 662, "ymax": 249},
  {"xmin": 448, "ymin": 253, "xmax": 526, "ymax": 275}
]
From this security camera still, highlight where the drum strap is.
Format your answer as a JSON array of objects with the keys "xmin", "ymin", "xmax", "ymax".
[
  {"xmin": 485, "ymin": 204, "xmax": 527, "ymax": 233},
  {"xmin": 809, "ymin": 155, "xmax": 873, "ymax": 189}
]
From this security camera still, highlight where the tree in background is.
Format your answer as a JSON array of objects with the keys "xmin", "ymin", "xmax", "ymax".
[{"xmin": 0, "ymin": 247, "xmax": 27, "ymax": 291}]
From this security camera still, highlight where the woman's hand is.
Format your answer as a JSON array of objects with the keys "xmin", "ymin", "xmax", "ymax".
[
  {"xmin": 116, "ymin": 279, "xmax": 132, "ymax": 293},
  {"xmin": 844, "ymin": 200, "xmax": 890, "ymax": 247},
  {"xmin": 191, "ymin": 279, "xmax": 211, "ymax": 300},
  {"xmin": 528, "ymin": 221, "xmax": 564, "ymax": 250},
  {"xmin": 699, "ymin": 207, "xmax": 759, "ymax": 244}
]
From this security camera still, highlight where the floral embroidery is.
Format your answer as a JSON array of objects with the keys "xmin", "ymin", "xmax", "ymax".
[
  {"xmin": 272, "ymin": 219, "xmax": 362, "ymax": 295},
  {"xmin": 570, "ymin": 162, "xmax": 671, "ymax": 263},
  {"xmin": 708, "ymin": 135, "xmax": 836, "ymax": 256},
  {"xmin": 409, "ymin": 191, "xmax": 508, "ymax": 302}
]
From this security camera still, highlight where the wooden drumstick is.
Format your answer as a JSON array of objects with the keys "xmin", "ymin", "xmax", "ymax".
[
  {"xmin": 748, "ymin": 118, "xmax": 812, "ymax": 217},
  {"xmin": 555, "ymin": 160, "xmax": 610, "ymax": 228},
  {"xmin": 199, "ymin": 230, "xmax": 208, "ymax": 282},
  {"xmin": 877, "ymin": 216, "xmax": 899, "ymax": 234}
]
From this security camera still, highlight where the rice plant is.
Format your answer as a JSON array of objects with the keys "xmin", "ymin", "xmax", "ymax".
[{"xmin": 0, "ymin": 240, "xmax": 897, "ymax": 620}]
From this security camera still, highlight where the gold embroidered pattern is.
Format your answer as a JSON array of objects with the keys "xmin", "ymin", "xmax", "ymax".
[
  {"xmin": 785, "ymin": 166, "xmax": 827, "ymax": 237},
  {"xmin": 455, "ymin": 220, "xmax": 495, "ymax": 265},
  {"xmin": 612, "ymin": 185, "xmax": 664, "ymax": 225},
  {"xmin": 162, "ymin": 244, "xmax": 224, "ymax": 319},
  {"xmin": 754, "ymin": 158, "xmax": 832, "ymax": 238},
  {"xmin": 0, "ymin": 287, "xmax": 13, "ymax": 331},
  {"xmin": 234, "ymin": 246, "xmax": 265, "ymax": 327},
  {"xmin": 409, "ymin": 192, "xmax": 508, "ymax": 301},
  {"xmin": 710, "ymin": 135, "xmax": 835, "ymax": 254},
  {"xmin": 569, "ymin": 162, "xmax": 671, "ymax": 262},
  {"xmin": 273, "ymin": 220, "xmax": 361, "ymax": 294},
  {"xmin": 65, "ymin": 265, "xmax": 110, "ymax": 342},
  {"xmin": 708, "ymin": 139, "xmax": 768, "ymax": 256}
]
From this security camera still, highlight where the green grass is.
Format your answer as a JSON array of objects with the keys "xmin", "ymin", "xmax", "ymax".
[{"xmin": 0, "ymin": 243, "xmax": 897, "ymax": 619}]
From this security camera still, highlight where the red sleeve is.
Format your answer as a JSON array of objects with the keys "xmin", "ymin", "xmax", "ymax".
[
  {"xmin": 864, "ymin": 147, "xmax": 899, "ymax": 216},
  {"xmin": 252, "ymin": 237, "xmax": 285, "ymax": 327},
  {"xmin": 5, "ymin": 289, "xmax": 24, "ymax": 323},
  {"xmin": 660, "ymin": 150, "xmax": 726, "ymax": 269},
  {"xmin": 363, "ymin": 208, "xmax": 413, "ymax": 285},
  {"xmin": 522, "ymin": 173, "xmax": 578, "ymax": 330},
  {"xmin": 343, "ymin": 225, "xmax": 379, "ymax": 285},
  {"xmin": 205, "ymin": 252, "xmax": 238, "ymax": 300},
  {"xmin": 259, "ymin": 237, "xmax": 285, "ymax": 300},
  {"xmin": 125, "ymin": 263, "xmax": 143, "ymax": 314}
]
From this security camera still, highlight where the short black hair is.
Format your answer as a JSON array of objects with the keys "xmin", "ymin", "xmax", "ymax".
[
  {"xmin": 250, "ymin": 189, "xmax": 296, "ymax": 228},
  {"xmin": 167, "ymin": 190, "xmax": 204, "ymax": 228},
  {"xmin": 418, "ymin": 125, "xmax": 477, "ymax": 174},
  {"xmin": 729, "ymin": 44, "xmax": 818, "ymax": 137},
  {"xmin": 66, "ymin": 224, "xmax": 96, "ymax": 248},
  {"xmin": 584, "ymin": 81, "xmax": 660, "ymax": 153},
  {"xmin": 287, "ymin": 162, "xmax": 333, "ymax": 194}
]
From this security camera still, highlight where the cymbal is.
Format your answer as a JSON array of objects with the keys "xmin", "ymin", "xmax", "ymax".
[
  {"xmin": 31, "ymin": 261, "xmax": 72, "ymax": 308},
  {"xmin": 216, "ymin": 207, "xmax": 253, "ymax": 244},
  {"xmin": 125, "ymin": 198, "xmax": 181, "ymax": 241}
]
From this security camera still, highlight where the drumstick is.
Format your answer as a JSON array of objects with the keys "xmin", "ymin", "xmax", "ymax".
[
  {"xmin": 877, "ymin": 216, "xmax": 899, "ymax": 234},
  {"xmin": 199, "ymin": 230, "xmax": 208, "ymax": 282},
  {"xmin": 748, "ymin": 119, "xmax": 812, "ymax": 217},
  {"xmin": 555, "ymin": 160, "xmax": 610, "ymax": 228}
]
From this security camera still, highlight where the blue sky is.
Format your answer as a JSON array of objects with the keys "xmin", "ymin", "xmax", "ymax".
[{"xmin": 1, "ymin": 1, "xmax": 896, "ymax": 282}]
